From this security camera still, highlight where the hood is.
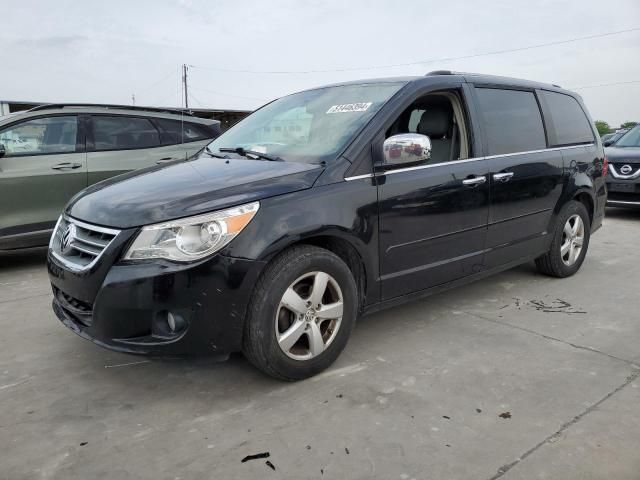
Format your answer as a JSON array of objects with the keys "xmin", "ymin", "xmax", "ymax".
[
  {"xmin": 605, "ymin": 146, "xmax": 640, "ymax": 164},
  {"xmin": 67, "ymin": 156, "xmax": 323, "ymax": 229}
]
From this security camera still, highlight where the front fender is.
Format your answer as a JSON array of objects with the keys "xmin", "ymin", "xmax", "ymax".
[{"xmin": 220, "ymin": 180, "xmax": 380, "ymax": 304}]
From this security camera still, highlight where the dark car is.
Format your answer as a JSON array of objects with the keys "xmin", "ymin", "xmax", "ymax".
[
  {"xmin": 47, "ymin": 72, "xmax": 606, "ymax": 380},
  {"xmin": 605, "ymin": 125, "xmax": 640, "ymax": 207}
]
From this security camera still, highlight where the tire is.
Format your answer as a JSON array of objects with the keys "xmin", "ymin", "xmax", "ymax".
[
  {"xmin": 535, "ymin": 200, "xmax": 591, "ymax": 278},
  {"xmin": 243, "ymin": 245, "xmax": 358, "ymax": 381}
]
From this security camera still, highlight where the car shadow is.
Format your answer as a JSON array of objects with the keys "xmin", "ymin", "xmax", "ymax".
[
  {"xmin": 78, "ymin": 262, "xmax": 540, "ymax": 399},
  {"xmin": 605, "ymin": 207, "xmax": 640, "ymax": 220},
  {"xmin": 0, "ymin": 247, "xmax": 48, "ymax": 270}
]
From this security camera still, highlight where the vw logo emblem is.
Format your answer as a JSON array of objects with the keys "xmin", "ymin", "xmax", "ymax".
[
  {"xmin": 60, "ymin": 224, "xmax": 77, "ymax": 254},
  {"xmin": 620, "ymin": 164, "xmax": 633, "ymax": 175}
]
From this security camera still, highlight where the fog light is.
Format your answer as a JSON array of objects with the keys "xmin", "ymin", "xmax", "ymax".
[{"xmin": 166, "ymin": 311, "xmax": 185, "ymax": 334}]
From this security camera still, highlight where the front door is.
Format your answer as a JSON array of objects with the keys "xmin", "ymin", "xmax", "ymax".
[
  {"xmin": 377, "ymin": 159, "xmax": 490, "ymax": 299},
  {"xmin": 0, "ymin": 115, "xmax": 87, "ymax": 248},
  {"xmin": 376, "ymin": 89, "xmax": 489, "ymax": 300}
]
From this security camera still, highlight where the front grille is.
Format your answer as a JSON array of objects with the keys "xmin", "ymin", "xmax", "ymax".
[
  {"xmin": 53, "ymin": 287, "xmax": 93, "ymax": 327},
  {"xmin": 610, "ymin": 163, "xmax": 640, "ymax": 179},
  {"xmin": 51, "ymin": 216, "xmax": 120, "ymax": 270}
]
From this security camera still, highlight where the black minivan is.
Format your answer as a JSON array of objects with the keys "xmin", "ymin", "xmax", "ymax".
[{"xmin": 48, "ymin": 72, "xmax": 607, "ymax": 380}]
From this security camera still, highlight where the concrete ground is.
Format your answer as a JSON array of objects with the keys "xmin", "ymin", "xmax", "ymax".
[{"xmin": 1, "ymin": 208, "xmax": 639, "ymax": 480}]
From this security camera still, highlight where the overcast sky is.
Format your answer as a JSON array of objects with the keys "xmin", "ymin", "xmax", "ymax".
[{"xmin": 2, "ymin": 0, "xmax": 639, "ymax": 126}]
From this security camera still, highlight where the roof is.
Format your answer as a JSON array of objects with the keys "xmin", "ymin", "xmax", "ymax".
[
  {"xmin": 297, "ymin": 71, "xmax": 569, "ymax": 94},
  {"xmin": 0, "ymin": 103, "xmax": 220, "ymax": 125}
]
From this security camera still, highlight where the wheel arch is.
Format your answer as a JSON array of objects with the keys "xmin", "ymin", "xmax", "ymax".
[
  {"xmin": 271, "ymin": 234, "xmax": 369, "ymax": 315},
  {"xmin": 572, "ymin": 189, "xmax": 595, "ymax": 225}
]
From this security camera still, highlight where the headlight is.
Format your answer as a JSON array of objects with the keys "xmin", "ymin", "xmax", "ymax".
[{"xmin": 124, "ymin": 201, "xmax": 259, "ymax": 262}]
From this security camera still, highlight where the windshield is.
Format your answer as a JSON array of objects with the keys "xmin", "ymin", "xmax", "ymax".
[
  {"xmin": 614, "ymin": 126, "xmax": 640, "ymax": 147},
  {"xmin": 207, "ymin": 82, "xmax": 405, "ymax": 163}
]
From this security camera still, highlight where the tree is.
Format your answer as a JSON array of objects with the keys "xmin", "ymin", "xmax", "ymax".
[
  {"xmin": 595, "ymin": 120, "xmax": 611, "ymax": 136},
  {"xmin": 621, "ymin": 121, "xmax": 638, "ymax": 130}
]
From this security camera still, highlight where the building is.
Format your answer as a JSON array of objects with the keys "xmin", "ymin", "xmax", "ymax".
[{"xmin": 0, "ymin": 100, "xmax": 251, "ymax": 131}]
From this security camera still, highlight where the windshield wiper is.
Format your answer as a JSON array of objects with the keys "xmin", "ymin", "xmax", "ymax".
[
  {"xmin": 219, "ymin": 147, "xmax": 283, "ymax": 162},
  {"xmin": 204, "ymin": 146, "xmax": 229, "ymax": 159}
]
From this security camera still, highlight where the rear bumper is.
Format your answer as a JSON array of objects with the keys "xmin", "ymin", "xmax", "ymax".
[{"xmin": 49, "ymin": 252, "xmax": 266, "ymax": 356}]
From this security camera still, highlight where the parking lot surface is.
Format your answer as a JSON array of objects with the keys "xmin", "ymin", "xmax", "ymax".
[{"xmin": 1, "ymin": 208, "xmax": 639, "ymax": 480}]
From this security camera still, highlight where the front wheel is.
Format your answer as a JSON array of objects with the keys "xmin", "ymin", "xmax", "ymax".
[
  {"xmin": 243, "ymin": 245, "xmax": 358, "ymax": 381},
  {"xmin": 535, "ymin": 200, "xmax": 591, "ymax": 278}
]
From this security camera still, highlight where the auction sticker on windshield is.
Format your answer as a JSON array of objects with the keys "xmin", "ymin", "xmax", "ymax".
[{"xmin": 326, "ymin": 102, "xmax": 372, "ymax": 114}]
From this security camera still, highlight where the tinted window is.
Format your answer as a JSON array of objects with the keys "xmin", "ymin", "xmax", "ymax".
[
  {"xmin": 475, "ymin": 88, "xmax": 546, "ymax": 155},
  {"xmin": 540, "ymin": 91, "xmax": 594, "ymax": 146},
  {"xmin": 154, "ymin": 119, "xmax": 217, "ymax": 145},
  {"xmin": 92, "ymin": 116, "xmax": 160, "ymax": 151},
  {"xmin": 0, "ymin": 116, "xmax": 77, "ymax": 156}
]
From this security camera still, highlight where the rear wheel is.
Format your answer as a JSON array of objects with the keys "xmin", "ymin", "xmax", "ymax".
[
  {"xmin": 243, "ymin": 245, "xmax": 358, "ymax": 381},
  {"xmin": 535, "ymin": 200, "xmax": 591, "ymax": 277}
]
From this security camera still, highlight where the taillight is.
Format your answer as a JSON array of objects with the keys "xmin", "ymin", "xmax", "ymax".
[{"xmin": 603, "ymin": 157, "xmax": 609, "ymax": 177}]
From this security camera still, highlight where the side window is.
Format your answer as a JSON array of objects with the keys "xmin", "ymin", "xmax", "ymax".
[
  {"xmin": 385, "ymin": 91, "xmax": 469, "ymax": 162},
  {"xmin": 154, "ymin": 119, "xmax": 217, "ymax": 145},
  {"xmin": 539, "ymin": 91, "xmax": 594, "ymax": 146},
  {"xmin": 407, "ymin": 109, "xmax": 426, "ymax": 132},
  {"xmin": 475, "ymin": 88, "xmax": 546, "ymax": 155},
  {"xmin": 0, "ymin": 116, "xmax": 77, "ymax": 156},
  {"xmin": 92, "ymin": 116, "xmax": 160, "ymax": 151}
]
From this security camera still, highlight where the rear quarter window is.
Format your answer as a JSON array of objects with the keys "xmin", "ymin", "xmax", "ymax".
[
  {"xmin": 154, "ymin": 119, "xmax": 217, "ymax": 145},
  {"xmin": 538, "ymin": 91, "xmax": 594, "ymax": 146},
  {"xmin": 475, "ymin": 88, "xmax": 547, "ymax": 155}
]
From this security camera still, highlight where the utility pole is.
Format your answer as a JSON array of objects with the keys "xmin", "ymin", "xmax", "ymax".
[
  {"xmin": 182, "ymin": 64, "xmax": 189, "ymax": 110},
  {"xmin": 131, "ymin": 94, "xmax": 136, "ymax": 106}
]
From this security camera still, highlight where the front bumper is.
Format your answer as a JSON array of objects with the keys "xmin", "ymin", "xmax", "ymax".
[
  {"xmin": 606, "ymin": 164, "xmax": 640, "ymax": 207},
  {"xmin": 49, "ymin": 250, "xmax": 266, "ymax": 356},
  {"xmin": 606, "ymin": 182, "xmax": 640, "ymax": 208}
]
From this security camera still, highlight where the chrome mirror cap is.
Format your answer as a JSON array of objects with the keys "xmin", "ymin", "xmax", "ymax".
[{"xmin": 383, "ymin": 133, "xmax": 432, "ymax": 166}]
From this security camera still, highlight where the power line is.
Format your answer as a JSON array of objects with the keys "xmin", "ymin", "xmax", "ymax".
[
  {"xmin": 569, "ymin": 79, "xmax": 640, "ymax": 90},
  {"xmin": 191, "ymin": 27, "xmax": 640, "ymax": 75},
  {"xmin": 189, "ymin": 85, "xmax": 270, "ymax": 102},
  {"xmin": 187, "ymin": 90, "xmax": 206, "ymax": 108},
  {"xmin": 135, "ymin": 68, "xmax": 177, "ymax": 97}
]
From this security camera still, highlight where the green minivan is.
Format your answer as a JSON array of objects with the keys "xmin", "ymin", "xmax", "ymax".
[{"xmin": 0, "ymin": 104, "xmax": 220, "ymax": 251}]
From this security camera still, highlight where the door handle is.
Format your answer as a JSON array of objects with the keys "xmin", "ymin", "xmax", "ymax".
[
  {"xmin": 493, "ymin": 172, "xmax": 514, "ymax": 183},
  {"xmin": 156, "ymin": 158, "xmax": 176, "ymax": 164},
  {"xmin": 462, "ymin": 175, "xmax": 487, "ymax": 186},
  {"xmin": 51, "ymin": 162, "xmax": 82, "ymax": 171}
]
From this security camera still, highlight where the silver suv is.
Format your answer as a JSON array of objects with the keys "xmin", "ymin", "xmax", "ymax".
[{"xmin": 0, "ymin": 104, "xmax": 220, "ymax": 251}]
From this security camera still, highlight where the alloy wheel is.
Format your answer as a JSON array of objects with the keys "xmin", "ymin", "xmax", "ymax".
[
  {"xmin": 275, "ymin": 271, "xmax": 344, "ymax": 360},
  {"xmin": 560, "ymin": 214, "xmax": 585, "ymax": 266}
]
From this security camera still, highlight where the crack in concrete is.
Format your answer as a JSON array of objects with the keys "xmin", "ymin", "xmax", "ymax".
[
  {"xmin": 463, "ymin": 309, "xmax": 637, "ymax": 368},
  {"xmin": 486, "ymin": 368, "xmax": 640, "ymax": 480},
  {"xmin": 449, "ymin": 307, "xmax": 640, "ymax": 478}
]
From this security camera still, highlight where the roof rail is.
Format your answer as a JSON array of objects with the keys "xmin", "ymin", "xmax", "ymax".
[{"xmin": 26, "ymin": 103, "xmax": 196, "ymax": 117}]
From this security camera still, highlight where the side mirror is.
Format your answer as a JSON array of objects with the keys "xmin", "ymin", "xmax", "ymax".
[
  {"xmin": 603, "ymin": 140, "xmax": 613, "ymax": 147},
  {"xmin": 382, "ymin": 133, "xmax": 431, "ymax": 168},
  {"xmin": 0, "ymin": 144, "xmax": 5, "ymax": 158}
]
